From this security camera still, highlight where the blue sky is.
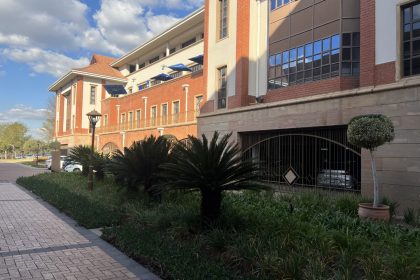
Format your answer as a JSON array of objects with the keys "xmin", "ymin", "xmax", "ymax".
[{"xmin": 0, "ymin": 0, "xmax": 203, "ymax": 138}]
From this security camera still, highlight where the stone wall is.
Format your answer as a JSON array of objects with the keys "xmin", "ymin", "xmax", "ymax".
[{"xmin": 198, "ymin": 79, "xmax": 420, "ymax": 211}]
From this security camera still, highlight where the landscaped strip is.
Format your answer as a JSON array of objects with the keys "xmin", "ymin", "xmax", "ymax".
[{"xmin": 18, "ymin": 173, "xmax": 420, "ymax": 280}]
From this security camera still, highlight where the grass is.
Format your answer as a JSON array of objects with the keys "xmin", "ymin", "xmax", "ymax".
[
  {"xmin": 17, "ymin": 173, "xmax": 420, "ymax": 280},
  {"xmin": 20, "ymin": 160, "xmax": 47, "ymax": 168}
]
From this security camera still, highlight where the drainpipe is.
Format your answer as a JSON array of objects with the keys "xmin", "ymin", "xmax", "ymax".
[
  {"xmin": 116, "ymin": 105, "xmax": 120, "ymax": 130},
  {"xmin": 142, "ymin": 96, "xmax": 148, "ymax": 127},
  {"xmin": 183, "ymin": 84, "xmax": 189, "ymax": 122}
]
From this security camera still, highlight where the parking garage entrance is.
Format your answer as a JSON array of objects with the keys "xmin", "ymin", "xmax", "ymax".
[{"xmin": 241, "ymin": 126, "xmax": 361, "ymax": 192}]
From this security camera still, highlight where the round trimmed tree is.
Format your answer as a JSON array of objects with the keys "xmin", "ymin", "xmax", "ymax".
[{"xmin": 347, "ymin": 115, "xmax": 394, "ymax": 207}]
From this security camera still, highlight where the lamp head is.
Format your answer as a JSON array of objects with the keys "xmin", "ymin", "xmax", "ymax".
[{"xmin": 87, "ymin": 110, "xmax": 102, "ymax": 126}]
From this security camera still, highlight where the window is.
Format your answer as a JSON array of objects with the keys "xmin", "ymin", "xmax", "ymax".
[
  {"xmin": 170, "ymin": 48, "xmax": 176, "ymax": 54},
  {"xmin": 181, "ymin": 37, "xmax": 197, "ymax": 48},
  {"xmin": 129, "ymin": 64, "xmax": 136, "ymax": 73},
  {"xmin": 218, "ymin": 0, "xmax": 228, "ymax": 39},
  {"xmin": 151, "ymin": 80, "xmax": 162, "ymax": 86},
  {"xmin": 195, "ymin": 95, "xmax": 203, "ymax": 116},
  {"xmin": 173, "ymin": 101, "xmax": 180, "ymax": 123},
  {"xmin": 149, "ymin": 56, "xmax": 160, "ymax": 64},
  {"xmin": 138, "ymin": 62, "xmax": 146, "ymax": 69},
  {"xmin": 271, "ymin": 0, "xmax": 292, "ymax": 10},
  {"xmin": 120, "ymin": 113, "xmax": 126, "ymax": 130},
  {"xmin": 151, "ymin": 106, "xmax": 157, "ymax": 126},
  {"xmin": 403, "ymin": 2, "xmax": 420, "ymax": 77},
  {"xmin": 90, "ymin": 86, "xmax": 96, "ymax": 105},
  {"xmin": 128, "ymin": 112, "xmax": 133, "ymax": 129},
  {"xmin": 268, "ymin": 33, "xmax": 359, "ymax": 90},
  {"xmin": 217, "ymin": 66, "xmax": 227, "ymax": 109},
  {"xmin": 170, "ymin": 71, "xmax": 183, "ymax": 79},
  {"xmin": 161, "ymin": 104, "xmax": 168, "ymax": 125},
  {"xmin": 128, "ymin": 87, "xmax": 133, "ymax": 94},
  {"xmin": 136, "ymin": 110, "xmax": 141, "ymax": 128}
]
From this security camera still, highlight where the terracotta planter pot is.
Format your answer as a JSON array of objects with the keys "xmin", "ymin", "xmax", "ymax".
[{"xmin": 358, "ymin": 203, "xmax": 390, "ymax": 222}]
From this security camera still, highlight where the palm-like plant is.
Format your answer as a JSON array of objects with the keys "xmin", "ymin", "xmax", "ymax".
[
  {"xmin": 107, "ymin": 135, "xmax": 171, "ymax": 198},
  {"xmin": 160, "ymin": 132, "xmax": 270, "ymax": 225},
  {"xmin": 68, "ymin": 145, "xmax": 109, "ymax": 180}
]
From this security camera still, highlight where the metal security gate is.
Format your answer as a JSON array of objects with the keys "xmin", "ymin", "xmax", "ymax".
[{"xmin": 241, "ymin": 126, "xmax": 361, "ymax": 192}]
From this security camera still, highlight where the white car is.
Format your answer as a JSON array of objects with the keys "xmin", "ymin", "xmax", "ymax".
[
  {"xmin": 64, "ymin": 163, "xmax": 83, "ymax": 173},
  {"xmin": 46, "ymin": 156, "xmax": 68, "ymax": 170}
]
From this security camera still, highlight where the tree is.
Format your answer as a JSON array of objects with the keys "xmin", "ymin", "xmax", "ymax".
[
  {"xmin": 22, "ymin": 138, "xmax": 43, "ymax": 155},
  {"xmin": 68, "ymin": 145, "xmax": 109, "ymax": 180},
  {"xmin": 160, "ymin": 132, "xmax": 270, "ymax": 225},
  {"xmin": 347, "ymin": 115, "xmax": 394, "ymax": 207},
  {"xmin": 107, "ymin": 135, "xmax": 171, "ymax": 198},
  {"xmin": 41, "ymin": 95, "xmax": 56, "ymax": 141},
  {"xmin": 0, "ymin": 122, "xmax": 28, "ymax": 158}
]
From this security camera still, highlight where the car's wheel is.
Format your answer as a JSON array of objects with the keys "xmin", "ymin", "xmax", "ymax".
[{"xmin": 73, "ymin": 168, "xmax": 81, "ymax": 172}]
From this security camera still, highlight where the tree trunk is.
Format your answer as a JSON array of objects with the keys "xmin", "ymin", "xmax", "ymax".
[
  {"xmin": 370, "ymin": 150, "xmax": 379, "ymax": 208},
  {"xmin": 201, "ymin": 190, "xmax": 222, "ymax": 226}
]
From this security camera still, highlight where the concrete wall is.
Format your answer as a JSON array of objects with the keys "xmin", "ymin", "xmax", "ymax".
[{"xmin": 198, "ymin": 79, "xmax": 420, "ymax": 211}]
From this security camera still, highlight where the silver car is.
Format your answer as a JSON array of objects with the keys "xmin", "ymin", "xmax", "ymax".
[{"xmin": 317, "ymin": 169, "xmax": 356, "ymax": 189}]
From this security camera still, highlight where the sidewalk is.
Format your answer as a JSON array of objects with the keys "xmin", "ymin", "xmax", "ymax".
[{"xmin": 0, "ymin": 164, "xmax": 160, "ymax": 280}]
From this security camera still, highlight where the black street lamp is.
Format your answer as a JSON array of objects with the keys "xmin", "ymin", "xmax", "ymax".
[{"xmin": 86, "ymin": 109, "xmax": 101, "ymax": 191}]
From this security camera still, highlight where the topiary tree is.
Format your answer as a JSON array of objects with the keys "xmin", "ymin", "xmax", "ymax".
[{"xmin": 347, "ymin": 115, "xmax": 394, "ymax": 207}]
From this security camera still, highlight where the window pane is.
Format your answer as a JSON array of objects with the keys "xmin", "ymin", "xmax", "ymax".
[
  {"xmin": 404, "ymin": 59, "xmax": 411, "ymax": 76},
  {"xmin": 297, "ymin": 72, "xmax": 304, "ymax": 82},
  {"xmin": 276, "ymin": 53, "xmax": 282, "ymax": 65},
  {"xmin": 271, "ymin": 0, "xmax": 276, "ymax": 10},
  {"xmin": 290, "ymin": 48, "xmax": 297, "ymax": 61},
  {"xmin": 413, "ymin": 40, "xmax": 420, "ymax": 56},
  {"xmin": 414, "ymin": 22, "xmax": 420, "ymax": 38},
  {"xmin": 322, "ymin": 52, "xmax": 330, "ymax": 65},
  {"xmin": 413, "ymin": 57, "xmax": 420, "ymax": 74},
  {"xmin": 313, "ymin": 68, "xmax": 321, "ymax": 79},
  {"xmin": 283, "ymin": 63, "xmax": 289, "ymax": 75},
  {"xmin": 269, "ymin": 67, "xmax": 276, "ymax": 79},
  {"xmin": 313, "ymin": 54, "xmax": 321, "ymax": 67},
  {"xmin": 305, "ymin": 43, "xmax": 313, "ymax": 56},
  {"xmin": 289, "ymin": 73, "xmax": 296, "ymax": 83},
  {"xmin": 322, "ymin": 38, "xmax": 330, "ymax": 51},
  {"xmin": 342, "ymin": 62, "xmax": 351, "ymax": 75},
  {"xmin": 404, "ymin": 24, "xmax": 411, "ymax": 41},
  {"xmin": 297, "ymin": 59, "xmax": 304, "ymax": 71},
  {"xmin": 304, "ymin": 70, "xmax": 312, "ymax": 81},
  {"xmin": 404, "ymin": 42, "xmax": 411, "ymax": 59},
  {"xmin": 342, "ymin": 48, "xmax": 351, "ymax": 60},
  {"xmin": 276, "ymin": 66, "xmax": 282, "ymax": 77},
  {"xmin": 352, "ymin": 33, "xmax": 360, "ymax": 46},
  {"xmin": 352, "ymin": 63, "xmax": 360, "ymax": 75},
  {"xmin": 331, "ymin": 63, "xmax": 339, "ymax": 76},
  {"xmin": 332, "ymin": 34, "xmax": 340, "ymax": 49},
  {"xmin": 282, "ymin": 51, "xmax": 289, "ymax": 63},
  {"xmin": 404, "ymin": 7, "xmax": 411, "ymax": 23},
  {"xmin": 298, "ymin": 46, "xmax": 304, "ymax": 59},
  {"xmin": 314, "ymin": 40, "xmax": 322, "ymax": 54},
  {"xmin": 277, "ymin": 0, "xmax": 282, "ymax": 6},
  {"xmin": 289, "ymin": 61, "xmax": 297, "ymax": 73},
  {"xmin": 284, "ymin": 0, "xmax": 289, "ymax": 4},
  {"xmin": 414, "ymin": 4, "xmax": 420, "ymax": 21},
  {"xmin": 322, "ymin": 65, "xmax": 330, "ymax": 77},
  {"xmin": 331, "ymin": 49, "xmax": 340, "ymax": 63},
  {"xmin": 342, "ymin": 33, "xmax": 351, "ymax": 46},
  {"xmin": 352, "ymin": 47, "xmax": 360, "ymax": 61}
]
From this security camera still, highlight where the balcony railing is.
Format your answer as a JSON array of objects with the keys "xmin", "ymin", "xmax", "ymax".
[{"xmin": 96, "ymin": 110, "xmax": 200, "ymax": 134}]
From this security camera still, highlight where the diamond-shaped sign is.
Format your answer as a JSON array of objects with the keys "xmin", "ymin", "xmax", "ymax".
[{"xmin": 283, "ymin": 167, "xmax": 299, "ymax": 185}]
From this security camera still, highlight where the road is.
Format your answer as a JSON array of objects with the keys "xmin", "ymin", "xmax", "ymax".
[{"xmin": 0, "ymin": 163, "xmax": 159, "ymax": 280}]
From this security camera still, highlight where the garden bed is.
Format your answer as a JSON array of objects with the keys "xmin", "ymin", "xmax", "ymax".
[{"xmin": 17, "ymin": 173, "xmax": 420, "ymax": 280}]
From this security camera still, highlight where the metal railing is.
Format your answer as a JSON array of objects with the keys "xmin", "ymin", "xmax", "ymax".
[{"xmin": 96, "ymin": 110, "xmax": 199, "ymax": 134}]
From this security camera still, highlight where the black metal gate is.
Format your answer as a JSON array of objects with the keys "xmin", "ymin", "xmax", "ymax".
[{"xmin": 241, "ymin": 126, "xmax": 361, "ymax": 192}]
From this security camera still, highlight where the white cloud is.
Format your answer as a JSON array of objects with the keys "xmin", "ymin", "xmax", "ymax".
[
  {"xmin": 0, "ymin": 104, "xmax": 50, "ymax": 123},
  {"xmin": 1, "ymin": 48, "xmax": 89, "ymax": 77}
]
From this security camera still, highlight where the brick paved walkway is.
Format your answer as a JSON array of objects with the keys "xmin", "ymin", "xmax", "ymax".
[{"xmin": 0, "ymin": 164, "xmax": 160, "ymax": 280}]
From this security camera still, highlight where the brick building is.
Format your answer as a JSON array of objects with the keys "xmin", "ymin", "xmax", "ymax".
[{"xmin": 51, "ymin": 1, "xmax": 420, "ymax": 209}]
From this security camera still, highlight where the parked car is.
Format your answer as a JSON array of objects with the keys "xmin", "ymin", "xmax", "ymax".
[
  {"xmin": 317, "ymin": 169, "xmax": 356, "ymax": 189},
  {"xmin": 46, "ymin": 156, "xmax": 68, "ymax": 170},
  {"xmin": 64, "ymin": 163, "xmax": 83, "ymax": 173}
]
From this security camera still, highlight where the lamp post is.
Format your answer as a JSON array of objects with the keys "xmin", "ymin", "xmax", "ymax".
[{"xmin": 86, "ymin": 110, "xmax": 102, "ymax": 191}]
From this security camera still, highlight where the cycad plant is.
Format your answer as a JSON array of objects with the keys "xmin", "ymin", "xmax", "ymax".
[
  {"xmin": 160, "ymin": 132, "xmax": 270, "ymax": 225},
  {"xmin": 68, "ymin": 145, "xmax": 109, "ymax": 180},
  {"xmin": 107, "ymin": 135, "xmax": 171, "ymax": 198}
]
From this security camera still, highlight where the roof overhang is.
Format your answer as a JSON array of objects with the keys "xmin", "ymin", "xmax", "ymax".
[
  {"xmin": 49, "ymin": 70, "xmax": 127, "ymax": 92},
  {"xmin": 111, "ymin": 7, "xmax": 204, "ymax": 68}
]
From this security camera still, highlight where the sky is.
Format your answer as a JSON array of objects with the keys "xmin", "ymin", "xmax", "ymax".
[{"xmin": 0, "ymin": 0, "xmax": 203, "ymax": 139}]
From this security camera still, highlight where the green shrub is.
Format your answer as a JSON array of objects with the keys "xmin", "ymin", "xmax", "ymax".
[{"xmin": 68, "ymin": 145, "xmax": 109, "ymax": 180}]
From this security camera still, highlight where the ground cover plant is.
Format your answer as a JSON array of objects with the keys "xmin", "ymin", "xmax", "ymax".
[{"xmin": 18, "ymin": 173, "xmax": 420, "ymax": 280}]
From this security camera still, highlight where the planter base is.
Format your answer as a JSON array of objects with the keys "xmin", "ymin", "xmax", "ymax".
[{"xmin": 358, "ymin": 203, "xmax": 390, "ymax": 221}]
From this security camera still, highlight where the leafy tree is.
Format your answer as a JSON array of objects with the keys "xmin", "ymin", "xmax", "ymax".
[
  {"xmin": 107, "ymin": 135, "xmax": 171, "ymax": 198},
  {"xmin": 0, "ymin": 122, "xmax": 28, "ymax": 157},
  {"xmin": 23, "ymin": 138, "xmax": 43, "ymax": 155},
  {"xmin": 347, "ymin": 115, "xmax": 394, "ymax": 207},
  {"xmin": 160, "ymin": 132, "xmax": 270, "ymax": 225}
]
